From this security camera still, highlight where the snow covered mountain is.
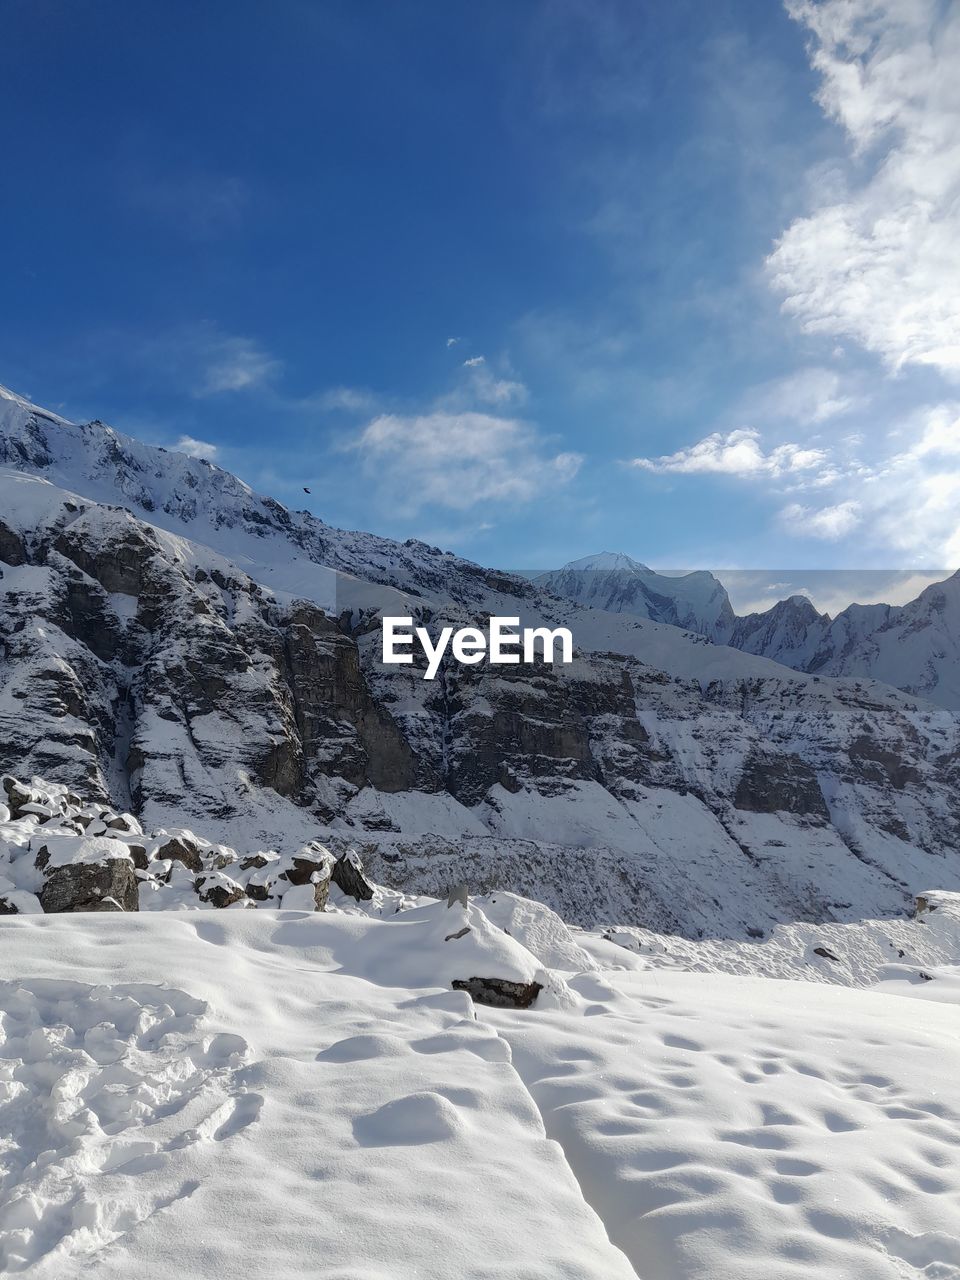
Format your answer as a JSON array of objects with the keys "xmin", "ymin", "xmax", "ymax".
[
  {"xmin": 542, "ymin": 551, "xmax": 960, "ymax": 713},
  {"xmin": 3, "ymin": 382, "xmax": 960, "ymax": 938},
  {"xmin": 536, "ymin": 553, "xmax": 737, "ymax": 639}
]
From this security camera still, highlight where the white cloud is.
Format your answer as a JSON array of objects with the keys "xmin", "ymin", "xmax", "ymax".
[
  {"xmin": 769, "ymin": 0, "xmax": 960, "ymax": 376},
  {"xmin": 197, "ymin": 337, "xmax": 280, "ymax": 395},
  {"xmin": 631, "ymin": 428, "xmax": 827, "ymax": 477},
  {"xmin": 438, "ymin": 354, "xmax": 528, "ymax": 408},
  {"xmin": 780, "ymin": 499, "xmax": 862, "ymax": 539},
  {"xmin": 350, "ymin": 411, "xmax": 582, "ymax": 514},
  {"xmin": 741, "ymin": 366, "xmax": 863, "ymax": 425},
  {"xmin": 763, "ymin": 402, "xmax": 960, "ymax": 557},
  {"xmin": 311, "ymin": 386, "xmax": 378, "ymax": 413},
  {"xmin": 174, "ymin": 435, "xmax": 219, "ymax": 461},
  {"xmin": 468, "ymin": 367, "xmax": 528, "ymax": 407},
  {"xmin": 446, "ymin": 337, "xmax": 460, "ymax": 348},
  {"xmin": 865, "ymin": 402, "xmax": 960, "ymax": 559}
]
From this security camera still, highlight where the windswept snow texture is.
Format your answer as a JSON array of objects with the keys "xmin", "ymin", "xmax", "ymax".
[
  {"xmin": 0, "ymin": 979, "xmax": 256, "ymax": 1273},
  {"xmin": 2, "ymin": 888, "xmax": 960, "ymax": 1278},
  {"xmin": 0, "ymin": 910, "xmax": 636, "ymax": 1280}
]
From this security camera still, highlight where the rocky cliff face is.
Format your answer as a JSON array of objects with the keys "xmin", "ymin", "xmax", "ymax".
[{"xmin": 2, "ymin": 385, "xmax": 959, "ymax": 938}]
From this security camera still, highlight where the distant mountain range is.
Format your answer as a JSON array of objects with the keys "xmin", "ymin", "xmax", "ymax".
[
  {"xmin": 538, "ymin": 552, "xmax": 960, "ymax": 713},
  {"xmin": 2, "ymin": 381, "xmax": 959, "ymax": 938}
]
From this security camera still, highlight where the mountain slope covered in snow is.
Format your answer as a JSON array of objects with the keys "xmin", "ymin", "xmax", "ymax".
[{"xmin": 2, "ymin": 383, "xmax": 960, "ymax": 939}]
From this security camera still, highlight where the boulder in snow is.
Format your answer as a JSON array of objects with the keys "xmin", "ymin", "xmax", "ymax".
[
  {"xmin": 38, "ymin": 860, "xmax": 139, "ymax": 913},
  {"xmin": 451, "ymin": 977, "xmax": 543, "ymax": 1008},
  {"xmin": 153, "ymin": 832, "xmax": 205, "ymax": 872},
  {"xmin": 332, "ymin": 849, "xmax": 374, "ymax": 902},
  {"xmin": 194, "ymin": 871, "xmax": 246, "ymax": 909}
]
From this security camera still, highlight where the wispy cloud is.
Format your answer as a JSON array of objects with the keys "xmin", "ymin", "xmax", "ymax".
[
  {"xmin": 780, "ymin": 499, "xmax": 861, "ymax": 540},
  {"xmin": 738, "ymin": 366, "xmax": 864, "ymax": 426},
  {"xmin": 350, "ymin": 411, "xmax": 582, "ymax": 515},
  {"xmin": 467, "ymin": 364, "xmax": 528, "ymax": 407},
  {"xmin": 124, "ymin": 169, "xmax": 250, "ymax": 240},
  {"xmin": 463, "ymin": 355, "xmax": 486, "ymax": 368},
  {"xmin": 174, "ymin": 434, "xmax": 219, "ymax": 460},
  {"xmin": 196, "ymin": 336, "xmax": 281, "ymax": 396},
  {"xmin": 769, "ymin": 0, "xmax": 960, "ymax": 377},
  {"xmin": 631, "ymin": 428, "xmax": 826, "ymax": 477},
  {"xmin": 307, "ymin": 386, "xmax": 379, "ymax": 414}
]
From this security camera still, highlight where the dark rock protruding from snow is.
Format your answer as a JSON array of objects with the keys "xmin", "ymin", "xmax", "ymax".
[
  {"xmin": 153, "ymin": 833, "xmax": 205, "ymax": 872},
  {"xmin": 38, "ymin": 859, "xmax": 139, "ymax": 913},
  {"xmin": 332, "ymin": 850, "xmax": 375, "ymax": 902},
  {"xmin": 194, "ymin": 872, "xmax": 245, "ymax": 908},
  {"xmin": 452, "ymin": 977, "xmax": 543, "ymax": 1009}
]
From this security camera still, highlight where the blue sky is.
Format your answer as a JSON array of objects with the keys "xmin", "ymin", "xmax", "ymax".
[{"xmin": 2, "ymin": 0, "xmax": 958, "ymax": 602}]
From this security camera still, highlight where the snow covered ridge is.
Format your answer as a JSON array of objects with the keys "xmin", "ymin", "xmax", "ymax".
[{"xmin": 6, "ymin": 770, "xmax": 960, "ymax": 994}]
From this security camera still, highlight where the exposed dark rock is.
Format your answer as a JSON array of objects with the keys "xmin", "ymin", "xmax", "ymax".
[
  {"xmin": 38, "ymin": 859, "xmax": 139, "ymax": 912},
  {"xmin": 154, "ymin": 834, "xmax": 204, "ymax": 872},
  {"xmin": 848, "ymin": 735, "xmax": 922, "ymax": 790},
  {"xmin": 332, "ymin": 851, "xmax": 374, "ymax": 901},
  {"xmin": 734, "ymin": 752, "xmax": 829, "ymax": 820},
  {"xmin": 53, "ymin": 521, "xmax": 155, "ymax": 596},
  {"xmin": 194, "ymin": 874, "xmax": 245, "ymax": 908},
  {"xmin": 240, "ymin": 853, "xmax": 271, "ymax": 872},
  {"xmin": 451, "ymin": 977, "xmax": 543, "ymax": 1009},
  {"xmin": 105, "ymin": 812, "xmax": 142, "ymax": 834},
  {"xmin": 283, "ymin": 602, "xmax": 419, "ymax": 794},
  {"xmin": 0, "ymin": 519, "xmax": 26, "ymax": 566},
  {"xmin": 278, "ymin": 844, "xmax": 331, "ymax": 909},
  {"xmin": 2, "ymin": 776, "xmax": 40, "ymax": 819},
  {"xmin": 128, "ymin": 843, "xmax": 148, "ymax": 870}
]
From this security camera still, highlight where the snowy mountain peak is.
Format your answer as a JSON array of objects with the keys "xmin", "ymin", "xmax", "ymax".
[
  {"xmin": 537, "ymin": 555, "xmax": 735, "ymax": 641},
  {"xmin": 562, "ymin": 551, "xmax": 652, "ymax": 573}
]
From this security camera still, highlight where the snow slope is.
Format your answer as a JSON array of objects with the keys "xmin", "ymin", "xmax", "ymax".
[{"xmin": 2, "ymin": 887, "xmax": 959, "ymax": 1278}]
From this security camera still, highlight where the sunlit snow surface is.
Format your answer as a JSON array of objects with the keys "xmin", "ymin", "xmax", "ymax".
[{"xmin": 1, "ymin": 892, "xmax": 959, "ymax": 1279}]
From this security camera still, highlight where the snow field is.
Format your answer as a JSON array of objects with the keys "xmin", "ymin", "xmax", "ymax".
[
  {"xmin": 0, "ymin": 911, "xmax": 636, "ymax": 1278},
  {"xmin": 493, "ymin": 969, "xmax": 960, "ymax": 1279},
  {"xmin": 0, "ymin": 978, "xmax": 255, "ymax": 1272},
  {"xmin": 1, "ymin": 880, "xmax": 959, "ymax": 1278}
]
